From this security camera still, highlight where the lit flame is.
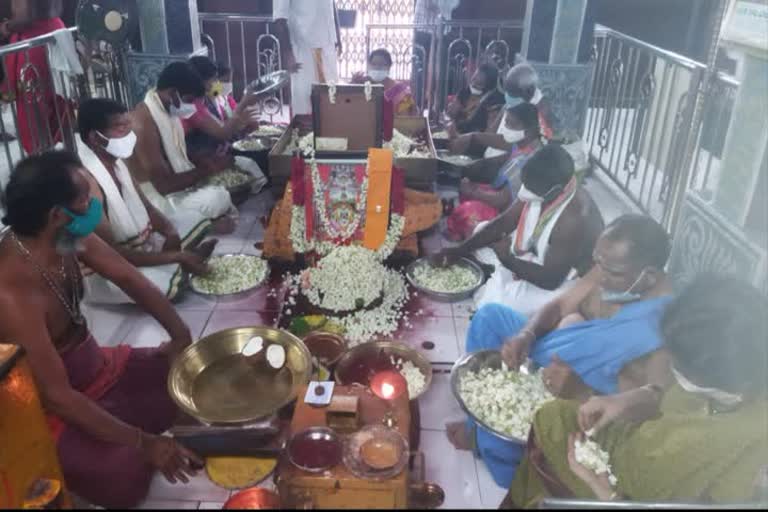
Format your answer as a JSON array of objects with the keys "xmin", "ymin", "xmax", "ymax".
[{"xmin": 381, "ymin": 382, "xmax": 395, "ymax": 399}]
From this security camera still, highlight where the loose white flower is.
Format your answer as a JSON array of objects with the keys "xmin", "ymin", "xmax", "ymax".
[
  {"xmin": 412, "ymin": 262, "xmax": 478, "ymax": 294},
  {"xmin": 248, "ymin": 124, "xmax": 284, "ymax": 137},
  {"xmin": 574, "ymin": 437, "xmax": 619, "ymax": 487},
  {"xmin": 232, "ymin": 137, "xmax": 267, "ymax": 152},
  {"xmin": 459, "ymin": 368, "xmax": 554, "ymax": 440},
  {"xmin": 383, "ymin": 129, "xmax": 432, "ymax": 159},
  {"xmin": 328, "ymin": 82, "xmax": 337, "ymax": 104},
  {"xmin": 191, "ymin": 255, "xmax": 269, "ymax": 295},
  {"xmin": 390, "ymin": 356, "xmax": 427, "ymax": 397},
  {"xmin": 364, "ymin": 81, "xmax": 373, "ymax": 102},
  {"xmin": 206, "ymin": 168, "xmax": 253, "ymax": 188}
]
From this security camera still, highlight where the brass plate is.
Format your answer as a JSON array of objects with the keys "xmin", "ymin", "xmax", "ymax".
[
  {"xmin": 168, "ymin": 326, "xmax": 312, "ymax": 425},
  {"xmin": 206, "ymin": 456, "xmax": 277, "ymax": 490}
]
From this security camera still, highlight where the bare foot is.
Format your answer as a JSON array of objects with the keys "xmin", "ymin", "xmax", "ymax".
[
  {"xmin": 212, "ymin": 216, "xmax": 237, "ymax": 235},
  {"xmin": 446, "ymin": 421, "xmax": 472, "ymax": 451}
]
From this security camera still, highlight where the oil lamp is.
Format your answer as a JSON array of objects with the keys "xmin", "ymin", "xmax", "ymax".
[{"xmin": 369, "ymin": 370, "xmax": 407, "ymax": 428}]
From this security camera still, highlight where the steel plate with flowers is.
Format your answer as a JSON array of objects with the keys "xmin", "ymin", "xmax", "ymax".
[
  {"xmin": 405, "ymin": 257, "xmax": 485, "ymax": 302},
  {"xmin": 190, "ymin": 253, "xmax": 270, "ymax": 301}
]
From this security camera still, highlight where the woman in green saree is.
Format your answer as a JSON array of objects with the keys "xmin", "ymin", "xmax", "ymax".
[{"xmin": 503, "ymin": 273, "xmax": 768, "ymax": 508}]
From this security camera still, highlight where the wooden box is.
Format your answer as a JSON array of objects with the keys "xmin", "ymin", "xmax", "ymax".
[
  {"xmin": 393, "ymin": 115, "xmax": 438, "ymax": 192},
  {"xmin": 276, "ymin": 385, "xmax": 410, "ymax": 510},
  {"xmin": 311, "ymin": 83, "xmax": 385, "ymax": 155}
]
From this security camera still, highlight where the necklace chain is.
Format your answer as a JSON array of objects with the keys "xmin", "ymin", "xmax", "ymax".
[{"xmin": 9, "ymin": 231, "xmax": 84, "ymax": 325}]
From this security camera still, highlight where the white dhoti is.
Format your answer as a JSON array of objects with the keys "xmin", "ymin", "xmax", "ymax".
[
  {"xmin": 290, "ymin": 45, "xmax": 339, "ymax": 116},
  {"xmin": 472, "ymin": 180, "xmax": 578, "ymax": 316},
  {"xmin": 234, "ymin": 155, "xmax": 268, "ymax": 194},
  {"xmin": 143, "ymin": 88, "xmax": 236, "ymax": 220},
  {"xmin": 79, "ymin": 144, "xmax": 210, "ymax": 305},
  {"xmin": 273, "ymin": 0, "xmax": 339, "ymax": 116}
]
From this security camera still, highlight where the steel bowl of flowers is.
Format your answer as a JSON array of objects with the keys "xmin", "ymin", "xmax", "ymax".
[
  {"xmin": 334, "ymin": 341, "xmax": 432, "ymax": 400},
  {"xmin": 450, "ymin": 350, "xmax": 550, "ymax": 444},
  {"xmin": 405, "ymin": 257, "xmax": 485, "ymax": 302},
  {"xmin": 190, "ymin": 253, "xmax": 270, "ymax": 302}
]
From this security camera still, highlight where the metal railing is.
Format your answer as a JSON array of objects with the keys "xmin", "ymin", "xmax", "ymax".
[
  {"xmin": 585, "ymin": 24, "xmax": 710, "ymax": 229},
  {"xmin": 0, "ymin": 27, "xmax": 126, "ymax": 195},
  {"xmin": 197, "ymin": 13, "xmax": 284, "ymax": 121},
  {"xmin": 365, "ymin": 19, "xmax": 524, "ymax": 116}
]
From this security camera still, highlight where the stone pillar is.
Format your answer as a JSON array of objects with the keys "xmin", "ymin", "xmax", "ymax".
[
  {"xmin": 126, "ymin": 0, "xmax": 206, "ymax": 106},
  {"xmin": 519, "ymin": 0, "xmax": 597, "ymax": 140}
]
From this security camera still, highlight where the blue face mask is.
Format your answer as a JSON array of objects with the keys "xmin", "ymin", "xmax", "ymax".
[
  {"xmin": 62, "ymin": 198, "xmax": 103, "ymax": 238},
  {"xmin": 600, "ymin": 269, "xmax": 648, "ymax": 304},
  {"xmin": 505, "ymin": 92, "xmax": 524, "ymax": 108}
]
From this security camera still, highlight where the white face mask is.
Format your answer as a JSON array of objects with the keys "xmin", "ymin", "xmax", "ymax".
[
  {"xmin": 368, "ymin": 69, "xmax": 389, "ymax": 83},
  {"xmin": 97, "ymin": 130, "xmax": 137, "ymax": 160},
  {"xmin": 672, "ymin": 366, "xmax": 743, "ymax": 406},
  {"xmin": 517, "ymin": 183, "xmax": 544, "ymax": 203},
  {"xmin": 469, "ymin": 86, "xmax": 483, "ymax": 96},
  {"xmin": 221, "ymin": 82, "xmax": 233, "ymax": 97},
  {"xmin": 502, "ymin": 128, "xmax": 525, "ymax": 144},
  {"xmin": 170, "ymin": 92, "xmax": 197, "ymax": 119}
]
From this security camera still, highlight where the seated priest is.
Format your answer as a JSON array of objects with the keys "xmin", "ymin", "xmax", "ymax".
[
  {"xmin": 503, "ymin": 273, "xmax": 768, "ymax": 507},
  {"xmin": 0, "ymin": 151, "xmax": 202, "ymax": 508},
  {"xmin": 432, "ymin": 144, "xmax": 604, "ymax": 314},
  {"xmin": 263, "ymin": 149, "xmax": 442, "ymax": 261},
  {"xmin": 446, "ymin": 102, "xmax": 544, "ymax": 242},
  {"xmin": 77, "ymin": 98, "xmax": 217, "ymax": 305},
  {"xmin": 450, "ymin": 214, "xmax": 675, "ymax": 488},
  {"xmin": 451, "ymin": 62, "xmax": 558, "ymax": 160},
  {"xmin": 126, "ymin": 61, "xmax": 237, "ymax": 230}
]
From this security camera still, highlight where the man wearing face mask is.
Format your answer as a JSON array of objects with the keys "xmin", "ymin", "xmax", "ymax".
[
  {"xmin": 0, "ymin": 151, "xmax": 204, "ymax": 508},
  {"xmin": 127, "ymin": 62, "xmax": 236, "ymax": 231},
  {"xmin": 433, "ymin": 144, "xmax": 604, "ymax": 314},
  {"xmin": 503, "ymin": 273, "xmax": 768, "ymax": 507},
  {"xmin": 446, "ymin": 214, "xmax": 674, "ymax": 487},
  {"xmin": 450, "ymin": 62, "xmax": 557, "ymax": 159},
  {"xmin": 77, "ymin": 98, "xmax": 218, "ymax": 305}
]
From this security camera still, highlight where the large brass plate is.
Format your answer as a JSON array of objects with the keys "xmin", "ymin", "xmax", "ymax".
[{"xmin": 168, "ymin": 326, "xmax": 312, "ymax": 425}]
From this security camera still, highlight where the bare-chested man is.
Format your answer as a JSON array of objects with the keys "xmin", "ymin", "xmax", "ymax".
[
  {"xmin": 126, "ymin": 61, "xmax": 236, "ymax": 230},
  {"xmin": 447, "ymin": 214, "xmax": 674, "ymax": 488},
  {"xmin": 432, "ymin": 144, "xmax": 604, "ymax": 315},
  {"xmin": 0, "ymin": 151, "xmax": 202, "ymax": 508}
]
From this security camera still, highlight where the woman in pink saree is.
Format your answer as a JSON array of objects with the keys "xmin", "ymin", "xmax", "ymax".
[
  {"xmin": 446, "ymin": 102, "xmax": 543, "ymax": 241},
  {"xmin": 352, "ymin": 48, "xmax": 418, "ymax": 118}
]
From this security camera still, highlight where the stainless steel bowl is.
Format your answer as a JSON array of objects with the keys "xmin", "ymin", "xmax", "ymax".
[
  {"xmin": 450, "ymin": 350, "xmax": 530, "ymax": 443},
  {"xmin": 334, "ymin": 341, "xmax": 433, "ymax": 400},
  {"xmin": 168, "ymin": 326, "xmax": 312, "ymax": 425},
  {"xmin": 287, "ymin": 427, "xmax": 343, "ymax": 473},
  {"xmin": 190, "ymin": 253, "xmax": 270, "ymax": 302},
  {"xmin": 245, "ymin": 70, "xmax": 290, "ymax": 97},
  {"xmin": 405, "ymin": 257, "xmax": 485, "ymax": 303}
]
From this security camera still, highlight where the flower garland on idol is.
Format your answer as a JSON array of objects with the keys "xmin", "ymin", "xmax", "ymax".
[{"xmin": 283, "ymin": 154, "xmax": 411, "ymax": 344}]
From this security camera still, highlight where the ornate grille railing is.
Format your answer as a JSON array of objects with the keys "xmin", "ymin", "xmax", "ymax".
[
  {"xmin": 585, "ymin": 24, "xmax": 726, "ymax": 229},
  {"xmin": 197, "ymin": 13, "xmax": 284, "ymax": 121},
  {"xmin": 0, "ymin": 27, "xmax": 126, "ymax": 197}
]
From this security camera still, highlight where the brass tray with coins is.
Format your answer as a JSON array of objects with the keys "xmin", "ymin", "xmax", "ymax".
[{"xmin": 168, "ymin": 326, "xmax": 312, "ymax": 425}]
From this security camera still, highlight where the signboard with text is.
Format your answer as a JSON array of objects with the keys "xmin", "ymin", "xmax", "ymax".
[{"xmin": 722, "ymin": 0, "xmax": 768, "ymax": 52}]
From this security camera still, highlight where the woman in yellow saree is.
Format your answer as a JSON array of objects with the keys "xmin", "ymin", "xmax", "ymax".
[{"xmin": 503, "ymin": 274, "xmax": 768, "ymax": 508}]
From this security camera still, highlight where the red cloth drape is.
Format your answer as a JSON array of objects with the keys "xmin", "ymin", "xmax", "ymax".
[{"xmin": 3, "ymin": 18, "xmax": 70, "ymax": 154}]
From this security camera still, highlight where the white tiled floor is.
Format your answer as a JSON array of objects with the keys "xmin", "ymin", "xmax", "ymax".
[{"xmin": 79, "ymin": 174, "xmax": 622, "ymax": 509}]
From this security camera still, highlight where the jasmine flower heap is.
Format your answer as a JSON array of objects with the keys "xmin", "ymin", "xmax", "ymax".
[
  {"xmin": 460, "ymin": 368, "xmax": 554, "ymax": 440},
  {"xmin": 412, "ymin": 262, "xmax": 478, "ymax": 294},
  {"xmin": 574, "ymin": 435, "xmax": 619, "ymax": 487}
]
